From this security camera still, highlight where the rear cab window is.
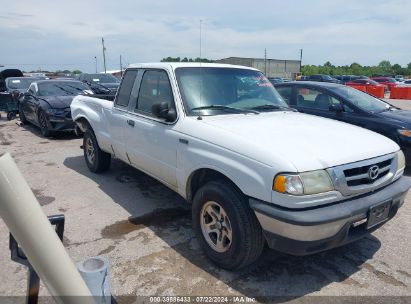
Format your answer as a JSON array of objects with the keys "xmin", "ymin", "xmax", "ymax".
[{"xmin": 115, "ymin": 70, "xmax": 138, "ymax": 108}]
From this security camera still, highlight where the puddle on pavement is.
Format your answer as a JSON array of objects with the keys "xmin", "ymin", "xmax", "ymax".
[{"xmin": 101, "ymin": 208, "xmax": 191, "ymax": 239}]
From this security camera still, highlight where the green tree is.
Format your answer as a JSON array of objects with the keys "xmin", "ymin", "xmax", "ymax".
[
  {"xmin": 161, "ymin": 56, "xmax": 214, "ymax": 63},
  {"xmin": 377, "ymin": 60, "xmax": 392, "ymax": 74},
  {"xmin": 392, "ymin": 64, "xmax": 404, "ymax": 75}
]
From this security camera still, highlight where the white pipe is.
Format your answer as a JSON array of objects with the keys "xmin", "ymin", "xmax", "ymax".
[
  {"xmin": 78, "ymin": 256, "xmax": 111, "ymax": 304},
  {"xmin": 0, "ymin": 153, "xmax": 94, "ymax": 304}
]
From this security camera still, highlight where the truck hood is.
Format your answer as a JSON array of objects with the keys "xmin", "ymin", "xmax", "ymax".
[{"xmin": 180, "ymin": 111, "xmax": 399, "ymax": 172}]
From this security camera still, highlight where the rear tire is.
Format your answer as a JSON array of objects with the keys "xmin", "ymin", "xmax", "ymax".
[
  {"xmin": 7, "ymin": 112, "xmax": 16, "ymax": 120},
  {"xmin": 192, "ymin": 180, "xmax": 265, "ymax": 270},
  {"xmin": 83, "ymin": 129, "xmax": 111, "ymax": 173}
]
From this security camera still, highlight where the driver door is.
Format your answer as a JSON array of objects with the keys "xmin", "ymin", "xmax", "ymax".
[{"xmin": 125, "ymin": 69, "xmax": 178, "ymax": 188}]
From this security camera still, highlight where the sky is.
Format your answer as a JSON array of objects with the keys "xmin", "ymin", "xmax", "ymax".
[{"xmin": 0, "ymin": 0, "xmax": 410, "ymax": 73}]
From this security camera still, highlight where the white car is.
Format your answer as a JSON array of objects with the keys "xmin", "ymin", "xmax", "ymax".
[{"xmin": 71, "ymin": 63, "xmax": 410, "ymax": 269}]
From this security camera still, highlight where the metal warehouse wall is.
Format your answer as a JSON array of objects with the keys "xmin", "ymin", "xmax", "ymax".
[{"xmin": 216, "ymin": 57, "xmax": 301, "ymax": 79}]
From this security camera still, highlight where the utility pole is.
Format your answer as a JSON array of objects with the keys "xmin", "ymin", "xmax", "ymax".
[
  {"xmin": 300, "ymin": 48, "xmax": 303, "ymax": 73},
  {"xmin": 102, "ymin": 37, "xmax": 107, "ymax": 73},
  {"xmin": 120, "ymin": 55, "xmax": 123, "ymax": 77},
  {"xmin": 264, "ymin": 48, "xmax": 267, "ymax": 75},
  {"xmin": 199, "ymin": 19, "xmax": 202, "ymax": 61},
  {"xmin": 94, "ymin": 56, "xmax": 97, "ymax": 73}
]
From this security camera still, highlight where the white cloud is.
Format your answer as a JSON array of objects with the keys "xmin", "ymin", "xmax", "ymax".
[{"xmin": 0, "ymin": 0, "xmax": 410, "ymax": 72}]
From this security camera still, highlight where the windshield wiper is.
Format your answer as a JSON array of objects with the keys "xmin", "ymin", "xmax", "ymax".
[
  {"xmin": 191, "ymin": 105, "xmax": 259, "ymax": 114},
  {"xmin": 65, "ymin": 84, "xmax": 92, "ymax": 95},
  {"xmin": 250, "ymin": 104, "xmax": 296, "ymax": 112},
  {"xmin": 53, "ymin": 84, "xmax": 75, "ymax": 95},
  {"xmin": 86, "ymin": 80, "xmax": 112, "ymax": 92}
]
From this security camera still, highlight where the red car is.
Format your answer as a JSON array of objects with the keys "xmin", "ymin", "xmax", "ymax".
[
  {"xmin": 346, "ymin": 79, "xmax": 387, "ymax": 92},
  {"xmin": 371, "ymin": 77, "xmax": 398, "ymax": 91}
]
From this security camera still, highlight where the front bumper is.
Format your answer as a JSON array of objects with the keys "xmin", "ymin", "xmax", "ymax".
[
  {"xmin": 250, "ymin": 176, "xmax": 411, "ymax": 256},
  {"xmin": 47, "ymin": 113, "xmax": 75, "ymax": 132}
]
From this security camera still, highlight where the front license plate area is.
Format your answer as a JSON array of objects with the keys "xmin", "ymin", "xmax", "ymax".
[{"xmin": 367, "ymin": 200, "xmax": 391, "ymax": 229}]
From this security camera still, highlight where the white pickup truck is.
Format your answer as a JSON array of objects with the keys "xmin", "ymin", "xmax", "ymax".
[{"xmin": 71, "ymin": 63, "xmax": 410, "ymax": 269}]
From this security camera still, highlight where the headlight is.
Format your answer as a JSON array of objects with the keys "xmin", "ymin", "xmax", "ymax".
[
  {"xmin": 397, "ymin": 129, "xmax": 411, "ymax": 137},
  {"xmin": 397, "ymin": 150, "xmax": 406, "ymax": 171},
  {"xmin": 273, "ymin": 170, "xmax": 333, "ymax": 195},
  {"xmin": 46, "ymin": 108, "xmax": 66, "ymax": 115}
]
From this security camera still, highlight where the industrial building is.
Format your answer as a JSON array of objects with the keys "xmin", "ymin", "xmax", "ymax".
[{"xmin": 216, "ymin": 57, "xmax": 301, "ymax": 79}]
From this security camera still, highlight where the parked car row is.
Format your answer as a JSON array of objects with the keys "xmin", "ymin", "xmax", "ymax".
[
  {"xmin": 69, "ymin": 62, "xmax": 410, "ymax": 270},
  {"xmin": 298, "ymin": 73, "xmax": 410, "ymax": 94},
  {"xmin": 300, "ymin": 74, "xmax": 342, "ymax": 84},
  {"xmin": 0, "ymin": 68, "xmax": 121, "ymax": 135}
]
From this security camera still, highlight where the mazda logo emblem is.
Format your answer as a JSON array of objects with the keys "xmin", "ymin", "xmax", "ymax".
[{"xmin": 368, "ymin": 165, "xmax": 379, "ymax": 181}]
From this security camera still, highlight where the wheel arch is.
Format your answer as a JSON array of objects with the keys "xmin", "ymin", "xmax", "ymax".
[
  {"xmin": 186, "ymin": 168, "xmax": 244, "ymax": 203},
  {"xmin": 74, "ymin": 116, "xmax": 93, "ymax": 132}
]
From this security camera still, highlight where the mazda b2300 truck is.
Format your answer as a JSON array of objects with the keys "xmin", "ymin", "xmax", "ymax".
[{"xmin": 71, "ymin": 63, "xmax": 410, "ymax": 269}]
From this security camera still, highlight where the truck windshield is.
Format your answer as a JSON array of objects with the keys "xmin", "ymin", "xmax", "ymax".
[
  {"xmin": 334, "ymin": 86, "xmax": 389, "ymax": 113},
  {"xmin": 175, "ymin": 67, "xmax": 289, "ymax": 115}
]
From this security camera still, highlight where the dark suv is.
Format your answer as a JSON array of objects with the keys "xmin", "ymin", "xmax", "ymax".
[
  {"xmin": 307, "ymin": 74, "xmax": 341, "ymax": 84},
  {"xmin": 78, "ymin": 73, "xmax": 120, "ymax": 96}
]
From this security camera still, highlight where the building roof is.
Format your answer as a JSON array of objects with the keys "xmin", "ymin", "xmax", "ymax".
[{"xmin": 217, "ymin": 57, "xmax": 301, "ymax": 62}]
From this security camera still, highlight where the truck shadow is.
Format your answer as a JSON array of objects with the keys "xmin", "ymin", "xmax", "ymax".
[{"xmin": 64, "ymin": 156, "xmax": 381, "ymax": 300}]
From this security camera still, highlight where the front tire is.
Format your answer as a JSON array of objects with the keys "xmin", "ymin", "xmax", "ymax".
[
  {"xmin": 192, "ymin": 180, "xmax": 265, "ymax": 270},
  {"xmin": 38, "ymin": 110, "xmax": 54, "ymax": 137},
  {"xmin": 19, "ymin": 105, "xmax": 28, "ymax": 124},
  {"xmin": 83, "ymin": 129, "xmax": 111, "ymax": 173}
]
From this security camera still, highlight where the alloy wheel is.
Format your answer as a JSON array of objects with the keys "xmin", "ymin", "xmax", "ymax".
[{"xmin": 200, "ymin": 201, "xmax": 233, "ymax": 253}]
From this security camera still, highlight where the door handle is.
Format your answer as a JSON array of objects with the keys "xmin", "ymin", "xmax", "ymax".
[{"xmin": 127, "ymin": 119, "xmax": 135, "ymax": 127}]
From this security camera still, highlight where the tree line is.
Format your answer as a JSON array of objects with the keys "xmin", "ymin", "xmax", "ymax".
[
  {"xmin": 302, "ymin": 60, "xmax": 411, "ymax": 77},
  {"xmin": 160, "ymin": 57, "xmax": 214, "ymax": 63}
]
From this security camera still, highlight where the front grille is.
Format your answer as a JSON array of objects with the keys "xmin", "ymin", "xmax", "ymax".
[
  {"xmin": 344, "ymin": 158, "xmax": 392, "ymax": 187},
  {"xmin": 327, "ymin": 153, "xmax": 397, "ymax": 197}
]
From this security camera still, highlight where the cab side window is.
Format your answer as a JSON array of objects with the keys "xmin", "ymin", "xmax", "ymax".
[
  {"xmin": 116, "ymin": 70, "xmax": 138, "ymax": 108},
  {"xmin": 135, "ymin": 70, "xmax": 174, "ymax": 116}
]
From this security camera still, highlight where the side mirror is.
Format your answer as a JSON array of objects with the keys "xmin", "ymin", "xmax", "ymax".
[
  {"xmin": 152, "ymin": 101, "xmax": 177, "ymax": 122},
  {"xmin": 329, "ymin": 103, "xmax": 344, "ymax": 112}
]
